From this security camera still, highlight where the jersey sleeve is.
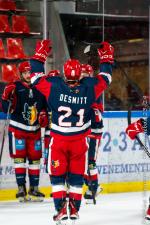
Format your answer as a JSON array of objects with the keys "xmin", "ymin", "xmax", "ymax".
[
  {"xmin": 94, "ymin": 63, "xmax": 112, "ymax": 100},
  {"xmin": 30, "ymin": 59, "xmax": 52, "ymax": 100},
  {"xmin": 90, "ymin": 95, "xmax": 104, "ymax": 139},
  {"xmin": 2, "ymin": 99, "xmax": 11, "ymax": 113},
  {"xmin": 92, "ymin": 95, "xmax": 104, "ymax": 112}
]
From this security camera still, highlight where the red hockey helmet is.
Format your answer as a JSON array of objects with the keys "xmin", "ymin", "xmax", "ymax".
[
  {"xmin": 81, "ymin": 64, "xmax": 94, "ymax": 77},
  {"xmin": 18, "ymin": 61, "xmax": 31, "ymax": 73},
  {"xmin": 63, "ymin": 59, "xmax": 81, "ymax": 81},
  {"xmin": 47, "ymin": 69, "xmax": 60, "ymax": 77}
]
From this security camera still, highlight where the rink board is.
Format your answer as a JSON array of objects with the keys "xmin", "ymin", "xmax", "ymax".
[{"xmin": 0, "ymin": 111, "xmax": 150, "ymax": 201}]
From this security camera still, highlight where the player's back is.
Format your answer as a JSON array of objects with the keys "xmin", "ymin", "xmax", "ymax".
[{"xmin": 48, "ymin": 77, "xmax": 95, "ymax": 139}]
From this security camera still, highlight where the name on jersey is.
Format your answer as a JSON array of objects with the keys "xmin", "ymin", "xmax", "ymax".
[{"xmin": 59, "ymin": 94, "xmax": 87, "ymax": 104}]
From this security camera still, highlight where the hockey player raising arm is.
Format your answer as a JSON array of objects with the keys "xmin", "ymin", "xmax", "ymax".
[
  {"xmin": 29, "ymin": 39, "xmax": 114, "ymax": 224},
  {"xmin": 2, "ymin": 61, "xmax": 48, "ymax": 202}
]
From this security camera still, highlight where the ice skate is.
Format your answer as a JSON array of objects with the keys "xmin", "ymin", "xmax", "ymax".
[
  {"xmin": 145, "ymin": 206, "xmax": 150, "ymax": 222},
  {"xmin": 28, "ymin": 186, "xmax": 45, "ymax": 202},
  {"xmin": 84, "ymin": 189, "xmax": 94, "ymax": 200},
  {"xmin": 53, "ymin": 200, "xmax": 68, "ymax": 225},
  {"xmin": 69, "ymin": 200, "xmax": 79, "ymax": 220},
  {"xmin": 16, "ymin": 185, "xmax": 28, "ymax": 202},
  {"xmin": 84, "ymin": 189, "xmax": 95, "ymax": 204},
  {"xmin": 84, "ymin": 185, "xmax": 103, "ymax": 204}
]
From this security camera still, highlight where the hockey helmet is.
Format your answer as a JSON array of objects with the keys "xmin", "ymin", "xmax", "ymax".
[
  {"xmin": 18, "ymin": 61, "xmax": 31, "ymax": 73},
  {"xmin": 47, "ymin": 69, "xmax": 60, "ymax": 77},
  {"xmin": 81, "ymin": 64, "xmax": 94, "ymax": 77},
  {"xmin": 63, "ymin": 59, "xmax": 81, "ymax": 81}
]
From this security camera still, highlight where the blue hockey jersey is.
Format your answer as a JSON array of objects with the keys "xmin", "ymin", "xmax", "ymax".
[{"xmin": 2, "ymin": 81, "xmax": 47, "ymax": 136}]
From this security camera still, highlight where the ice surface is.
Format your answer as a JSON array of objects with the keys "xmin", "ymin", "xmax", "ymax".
[{"xmin": 0, "ymin": 192, "xmax": 149, "ymax": 225}]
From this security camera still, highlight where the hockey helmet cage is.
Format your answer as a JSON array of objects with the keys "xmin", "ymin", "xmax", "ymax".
[
  {"xmin": 18, "ymin": 61, "xmax": 31, "ymax": 73},
  {"xmin": 63, "ymin": 59, "xmax": 81, "ymax": 81}
]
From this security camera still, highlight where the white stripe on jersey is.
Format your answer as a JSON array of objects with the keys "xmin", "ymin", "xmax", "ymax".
[
  {"xmin": 99, "ymin": 72, "xmax": 112, "ymax": 84},
  {"xmin": 51, "ymin": 120, "xmax": 91, "ymax": 133},
  {"xmin": 31, "ymin": 72, "xmax": 45, "ymax": 84},
  {"xmin": 10, "ymin": 120, "xmax": 40, "ymax": 131}
]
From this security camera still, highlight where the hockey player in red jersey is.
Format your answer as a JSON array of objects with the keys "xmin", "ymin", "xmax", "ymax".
[
  {"xmin": 81, "ymin": 64, "xmax": 103, "ymax": 203},
  {"xmin": 29, "ymin": 39, "xmax": 114, "ymax": 223},
  {"xmin": 2, "ymin": 61, "xmax": 48, "ymax": 202},
  {"xmin": 126, "ymin": 116, "xmax": 150, "ymax": 221}
]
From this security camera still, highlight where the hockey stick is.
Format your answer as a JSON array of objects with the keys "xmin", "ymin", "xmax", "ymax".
[
  {"xmin": 0, "ymin": 101, "xmax": 11, "ymax": 164},
  {"xmin": 127, "ymin": 109, "xmax": 150, "ymax": 158}
]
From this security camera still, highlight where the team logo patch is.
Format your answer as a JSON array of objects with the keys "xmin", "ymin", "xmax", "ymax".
[
  {"xmin": 35, "ymin": 140, "xmax": 42, "ymax": 151},
  {"xmin": 15, "ymin": 139, "xmax": 25, "ymax": 150},
  {"xmin": 51, "ymin": 160, "xmax": 60, "ymax": 168},
  {"xmin": 22, "ymin": 102, "xmax": 38, "ymax": 125}
]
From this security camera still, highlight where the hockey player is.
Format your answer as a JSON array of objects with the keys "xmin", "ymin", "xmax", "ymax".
[
  {"xmin": 81, "ymin": 64, "xmax": 104, "ymax": 202},
  {"xmin": 29, "ymin": 40, "xmax": 114, "ymax": 223},
  {"xmin": 126, "ymin": 117, "xmax": 150, "ymax": 221},
  {"xmin": 2, "ymin": 61, "xmax": 48, "ymax": 202}
]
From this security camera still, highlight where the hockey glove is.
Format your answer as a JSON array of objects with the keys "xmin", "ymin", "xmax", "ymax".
[
  {"xmin": 47, "ymin": 69, "xmax": 60, "ymax": 77},
  {"xmin": 126, "ymin": 119, "xmax": 144, "ymax": 140},
  {"xmin": 32, "ymin": 40, "xmax": 52, "ymax": 63},
  {"xmin": 38, "ymin": 110, "xmax": 49, "ymax": 128},
  {"xmin": 97, "ymin": 42, "xmax": 114, "ymax": 64},
  {"xmin": 2, "ymin": 83, "xmax": 16, "ymax": 101},
  {"xmin": 2, "ymin": 83, "xmax": 17, "ymax": 113}
]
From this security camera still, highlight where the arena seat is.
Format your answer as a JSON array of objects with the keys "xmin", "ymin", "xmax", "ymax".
[
  {"xmin": 0, "ymin": 0, "xmax": 16, "ymax": 10},
  {"xmin": 6, "ymin": 38, "xmax": 27, "ymax": 59},
  {"xmin": 1, "ymin": 64, "xmax": 19, "ymax": 82},
  {"xmin": 0, "ymin": 39, "xmax": 5, "ymax": 58},
  {"xmin": 0, "ymin": 15, "xmax": 10, "ymax": 33},
  {"xmin": 11, "ymin": 15, "xmax": 30, "ymax": 33}
]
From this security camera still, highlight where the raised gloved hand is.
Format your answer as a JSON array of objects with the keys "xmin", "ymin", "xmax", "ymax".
[
  {"xmin": 32, "ymin": 40, "xmax": 52, "ymax": 63},
  {"xmin": 47, "ymin": 69, "xmax": 60, "ymax": 77},
  {"xmin": 126, "ymin": 119, "xmax": 144, "ymax": 140},
  {"xmin": 2, "ymin": 83, "xmax": 16, "ymax": 101},
  {"xmin": 97, "ymin": 41, "xmax": 114, "ymax": 64},
  {"xmin": 38, "ymin": 110, "xmax": 49, "ymax": 128}
]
